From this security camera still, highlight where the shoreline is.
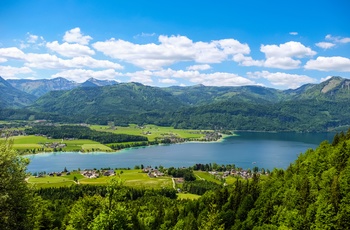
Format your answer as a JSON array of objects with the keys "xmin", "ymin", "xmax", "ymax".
[{"xmin": 23, "ymin": 134, "xmax": 237, "ymax": 156}]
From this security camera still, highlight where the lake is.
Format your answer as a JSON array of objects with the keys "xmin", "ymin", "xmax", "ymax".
[{"xmin": 25, "ymin": 132, "xmax": 334, "ymax": 173}]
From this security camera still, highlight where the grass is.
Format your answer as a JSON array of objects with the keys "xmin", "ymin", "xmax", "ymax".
[
  {"xmin": 3, "ymin": 124, "xmax": 221, "ymax": 154},
  {"xmin": 3, "ymin": 135, "xmax": 112, "ymax": 153},
  {"xmin": 28, "ymin": 169, "xmax": 173, "ymax": 189},
  {"xmin": 90, "ymin": 124, "xmax": 206, "ymax": 142},
  {"xmin": 177, "ymin": 193, "xmax": 201, "ymax": 200},
  {"xmin": 194, "ymin": 171, "xmax": 222, "ymax": 184}
]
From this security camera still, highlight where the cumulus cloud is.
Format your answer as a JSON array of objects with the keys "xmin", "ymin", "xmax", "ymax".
[
  {"xmin": 260, "ymin": 41, "xmax": 316, "ymax": 58},
  {"xmin": 247, "ymin": 71, "xmax": 316, "ymax": 89},
  {"xmin": 93, "ymin": 35, "xmax": 250, "ymax": 69},
  {"xmin": 263, "ymin": 57, "xmax": 301, "ymax": 69},
  {"xmin": 151, "ymin": 68, "xmax": 255, "ymax": 86},
  {"xmin": 24, "ymin": 53, "xmax": 123, "ymax": 70},
  {"xmin": 52, "ymin": 69, "xmax": 122, "ymax": 83},
  {"xmin": 233, "ymin": 54, "xmax": 264, "ymax": 67},
  {"xmin": 0, "ymin": 65, "xmax": 33, "ymax": 78},
  {"xmin": 63, "ymin": 27, "xmax": 92, "ymax": 45},
  {"xmin": 326, "ymin": 34, "xmax": 350, "ymax": 44},
  {"xmin": 46, "ymin": 41, "xmax": 95, "ymax": 57},
  {"xmin": 289, "ymin": 32, "xmax": 298, "ymax": 36},
  {"xmin": 159, "ymin": 78, "xmax": 178, "ymax": 84},
  {"xmin": 187, "ymin": 64, "xmax": 211, "ymax": 71},
  {"xmin": 0, "ymin": 47, "xmax": 26, "ymax": 60},
  {"xmin": 305, "ymin": 56, "xmax": 350, "ymax": 72},
  {"xmin": 315, "ymin": 42, "xmax": 336, "ymax": 49},
  {"xmin": 234, "ymin": 41, "xmax": 316, "ymax": 70},
  {"xmin": 124, "ymin": 70, "xmax": 154, "ymax": 84}
]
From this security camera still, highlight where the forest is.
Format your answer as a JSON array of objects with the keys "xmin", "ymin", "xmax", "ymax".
[
  {"xmin": 1, "ymin": 130, "xmax": 350, "ymax": 229},
  {"xmin": 25, "ymin": 125, "xmax": 148, "ymax": 144}
]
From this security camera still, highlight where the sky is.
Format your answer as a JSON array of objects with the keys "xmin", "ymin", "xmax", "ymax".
[{"xmin": 0, "ymin": 0, "xmax": 349, "ymax": 89}]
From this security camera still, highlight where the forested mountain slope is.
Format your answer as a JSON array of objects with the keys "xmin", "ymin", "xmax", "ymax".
[
  {"xmin": 7, "ymin": 77, "xmax": 78, "ymax": 97},
  {"xmin": 30, "ymin": 82, "xmax": 185, "ymax": 118},
  {"xmin": 0, "ymin": 76, "xmax": 36, "ymax": 108}
]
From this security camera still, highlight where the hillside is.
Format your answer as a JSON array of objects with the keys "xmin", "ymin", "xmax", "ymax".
[
  {"xmin": 3, "ymin": 76, "xmax": 350, "ymax": 131},
  {"xmin": 7, "ymin": 77, "xmax": 78, "ymax": 97},
  {"xmin": 287, "ymin": 76, "xmax": 350, "ymax": 100},
  {"xmin": 0, "ymin": 76, "xmax": 36, "ymax": 108},
  {"xmin": 163, "ymin": 84, "xmax": 287, "ymax": 105},
  {"xmin": 30, "ymin": 82, "xmax": 185, "ymax": 119}
]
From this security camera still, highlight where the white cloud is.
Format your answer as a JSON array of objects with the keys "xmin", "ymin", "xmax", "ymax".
[
  {"xmin": 289, "ymin": 32, "xmax": 298, "ymax": 36},
  {"xmin": 305, "ymin": 56, "xmax": 350, "ymax": 72},
  {"xmin": 51, "ymin": 69, "xmax": 122, "ymax": 83},
  {"xmin": 0, "ymin": 57, "xmax": 7, "ymax": 63},
  {"xmin": 63, "ymin": 27, "xmax": 92, "ymax": 45},
  {"xmin": 133, "ymin": 32, "xmax": 156, "ymax": 39},
  {"xmin": 0, "ymin": 47, "xmax": 26, "ymax": 60},
  {"xmin": 124, "ymin": 70, "xmax": 154, "ymax": 84},
  {"xmin": 93, "ymin": 35, "xmax": 250, "ymax": 69},
  {"xmin": 27, "ymin": 34, "xmax": 39, "ymax": 43},
  {"xmin": 234, "ymin": 41, "xmax": 316, "ymax": 70},
  {"xmin": 0, "ymin": 65, "xmax": 33, "ymax": 78},
  {"xmin": 315, "ymin": 42, "xmax": 336, "ymax": 49},
  {"xmin": 247, "ymin": 71, "xmax": 316, "ymax": 89},
  {"xmin": 233, "ymin": 54, "xmax": 264, "ymax": 67},
  {"xmin": 136, "ymin": 68, "xmax": 256, "ymax": 86},
  {"xmin": 159, "ymin": 78, "xmax": 178, "ymax": 84},
  {"xmin": 261, "ymin": 41, "xmax": 316, "ymax": 58},
  {"xmin": 187, "ymin": 64, "xmax": 211, "ymax": 71},
  {"xmin": 24, "ymin": 53, "xmax": 123, "ymax": 69},
  {"xmin": 46, "ymin": 41, "xmax": 95, "ymax": 57},
  {"xmin": 264, "ymin": 57, "xmax": 301, "ymax": 69},
  {"xmin": 326, "ymin": 34, "xmax": 350, "ymax": 44},
  {"xmin": 320, "ymin": 76, "xmax": 333, "ymax": 82}
]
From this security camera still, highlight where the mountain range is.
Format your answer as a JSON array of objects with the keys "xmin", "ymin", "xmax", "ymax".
[{"xmin": 1, "ymin": 76, "xmax": 350, "ymax": 132}]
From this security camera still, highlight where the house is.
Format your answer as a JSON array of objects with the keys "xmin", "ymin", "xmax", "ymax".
[{"xmin": 103, "ymin": 169, "xmax": 115, "ymax": 176}]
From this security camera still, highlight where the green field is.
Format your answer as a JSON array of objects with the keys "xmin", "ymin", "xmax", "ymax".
[
  {"xmin": 90, "ymin": 124, "xmax": 206, "ymax": 142},
  {"xmin": 28, "ymin": 170, "xmax": 173, "ymax": 189},
  {"xmin": 3, "ymin": 135, "xmax": 112, "ymax": 153},
  {"xmin": 177, "ymin": 193, "xmax": 201, "ymax": 200},
  {"xmin": 2, "ymin": 124, "xmax": 215, "ymax": 154}
]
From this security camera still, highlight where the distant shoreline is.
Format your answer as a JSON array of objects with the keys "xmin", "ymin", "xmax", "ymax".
[{"xmin": 24, "ymin": 134, "xmax": 237, "ymax": 156}]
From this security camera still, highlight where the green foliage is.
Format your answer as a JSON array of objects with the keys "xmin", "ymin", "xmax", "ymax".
[
  {"xmin": 0, "ymin": 140, "xmax": 33, "ymax": 230},
  {"xmin": 25, "ymin": 125, "xmax": 147, "ymax": 144},
  {"xmin": 4, "ymin": 129, "xmax": 350, "ymax": 229},
  {"xmin": 182, "ymin": 180, "xmax": 221, "ymax": 195}
]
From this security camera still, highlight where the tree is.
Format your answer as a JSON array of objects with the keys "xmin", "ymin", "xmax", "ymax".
[{"xmin": 0, "ymin": 140, "xmax": 33, "ymax": 230}]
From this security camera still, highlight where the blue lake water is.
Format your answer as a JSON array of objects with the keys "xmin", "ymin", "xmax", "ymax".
[{"xmin": 25, "ymin": 132, "xmax": 334, "ymax": 173}]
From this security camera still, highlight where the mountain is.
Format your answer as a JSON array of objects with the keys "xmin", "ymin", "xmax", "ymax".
[
  {"xmin": 164, "ymin": 84, "xmax": 286, "ymax": 105},
  {"xmin": 8, "ymin": 77, "xmax": 78, "ymax": 97},
  {"xmin": 30, "ymin": 82, "xmax": 185, "ymax": 120},
  {"xmin": 80, "ymin": 77, "xmax": 118, "ymax": 87},
  {"xmin": 287, "ymin": 76, "xmax": 350, "ymax": 100},
  {"xmin": 0, "ymin": 76, "xmax": 36, "ymax": 108}
]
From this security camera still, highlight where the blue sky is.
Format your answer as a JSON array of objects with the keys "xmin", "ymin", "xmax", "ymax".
[{"xmin": 0, "ymin": 0, "xmax": 349, "ymax": 89}]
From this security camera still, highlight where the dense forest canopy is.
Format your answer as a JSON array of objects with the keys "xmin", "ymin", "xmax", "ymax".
[{"xmin": 2, "ymin": 129, "xmax": 350, "ymax": 229}]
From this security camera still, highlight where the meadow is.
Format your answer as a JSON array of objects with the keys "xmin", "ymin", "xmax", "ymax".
[
  {"xmin": 27, "ymin": 169, "xmax": 173, "ymax": 189},
  {"xmin": 90, "ymin": 124, "xmax": 207, "ymax": 142},
  {"xmin": 5, "ymin": 135, "xmax": 112, "ymax": 153},
  {"xmin": 2, "ymin": 124, "xmax": 210, "ymax": 154}
]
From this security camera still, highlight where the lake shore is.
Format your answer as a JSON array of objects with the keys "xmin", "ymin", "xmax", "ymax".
[{"xmin": 23, "ymin": 133, "xmax": 237, "ymax": 156}]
